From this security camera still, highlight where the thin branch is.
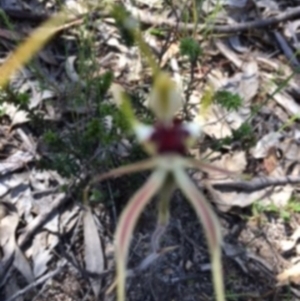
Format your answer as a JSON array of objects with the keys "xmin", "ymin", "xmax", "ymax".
[
  {"xmin": 211, "ymin": 175, "xmax": 300, "ymax": 193},
  {"xmin": 4, "ymin": 5, "xmax": 300, "ymax": 34},
  {"xmin": 5, "ymin": 260, "xmax": 67, "ymax": 301},
  {"xmin": 126, "ymin": 6, "xmax": 300, "ymax": 33},
  {"xmin": 18, "ymin": 193, "xmax": 68, "ymax": 249}
]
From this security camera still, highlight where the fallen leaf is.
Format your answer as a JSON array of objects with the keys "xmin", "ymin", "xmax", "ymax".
[
  {"xmin": 4, "ymin": 274, "xmax": 23, "ymax": 301},
  {"xmin": 0, "ymin": 203, "xmax": 34, "ymax": 283},
  {"xmin": 31, "ymin": 232, "xmax": 52, "ymax": 278},
  {"xmin": 1, "ymin": 102, "xmax": 29, "ymax": 126},
  {"xmin": 251, "ymin": 132, "xmax": 282, "ymax": 159},
  {"xmin": 239, "ymin": 60, "xmax": 259, "ymax": 104},
  {"xmin": 65, "ymin": 55, "xmax": 80, "ymax": 83},
  {"xmin": 33, "ymin": 249, "xmax": 52, "ymax": 278},
  {"xmin": 263, "ymin": 147, "xmax": 279, "ymax": 174},
  {"xmin": 0, "ymin": 150, "xmax": 34, "ymax": 175},
  {"xmin": 203, "ymin": 151, "xmax": 247, "ymax": 180},
  {"xmin": 83, "ymin": 206, "xmax": 104, "ymax": 297},
  {"xmin": 207, "ymin": 186, "xmax": 268, "ymax": 212},
  {"xmin": 280, "ymin": 227, "xmax": 300, "ymax": 252},
  {"xmin": 264, "ymin": 78, "xmax": 300, "ymax": 116},
  {"xmin": 277, "ymin": 261, "xmax": 300, "ymax": 285}
]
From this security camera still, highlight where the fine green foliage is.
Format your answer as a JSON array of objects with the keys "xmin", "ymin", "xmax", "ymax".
[
  {"xmin": 211, "ymin": 122, "xmax": 256, "ymax": 151},
  {"xmin": 180, "ymin": 37, "xmax": 203, "ymax": 62},
  {"xmin": 111, "ymin": 5, "xmax": 136, "ymax": 47},
  {"xmin": 252, "ymin": 196, "xmax": 300, "ymax": 222},
  {"xmin": 215, "ymin": 90, "xmax": 243, "ymax": 111}
]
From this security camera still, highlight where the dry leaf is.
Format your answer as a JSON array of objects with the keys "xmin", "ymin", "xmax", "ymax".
[
  {"xmin": 208, "ymin": 187, "xmax": 268, "ymax": 212},
  {"xmin": 239, "ymin": 60, "xmax": 259, "ymax": 104},
  {"xmin": 65, "ymin": 55, "xmax": 80, "ymax": 83},
  {"xmin": 0, "ymin": 150, "xmax": 34, "ymax": 175},
  {"xmin": 251, "ymin": 132, "xmax": 282, "ymax": 159},
  {"xmin": 280, "ymin": 227, "xmax": 300, "ymax": 252},
  {"xmin": 204, "ymin": 151, "xmax": 247, "ymax": 181},
  {"xmin": 4, "ymin": 274, "xmax": 23, "ymax": 301},
  {"xmin": 31, "ymin": 232, "xmax": 52, "ymax": 278},
  {"xmin": 1, "ymin": 103, "xmax": 29, "ymax": 126},
  {"xmin": 263, "ymin": 147, "xmax": 278, "ymax": 174},
  {"xmin": 83, "ymin": 206, "xmax": 104, "ymax": 297},
  {"xmin": 264, "ymin": 79, "xmax": 300, "ymax": 116},
  {"xmin": 33, "ymin": 249, "xmax": 52, "ymax": 278},
  {"xmin": 277, "ymin": 261, "xmax": 300, "ymax": 285},
  {"xmin": 0, "ymin": 203, "xmax": 34, "ymax": 283},
  {"xmin": 14, "ymin": 246, "xmax": 35, "ymax": 282}
]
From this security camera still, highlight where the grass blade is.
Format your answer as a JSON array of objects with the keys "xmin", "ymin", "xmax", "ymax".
[
  {"xmin": 174, "ymin": 168, "xmax": 225, "ymax": 301},
  {"xmin": 115, "ymin": 168, "xmax": 167, "ymax": 301}
]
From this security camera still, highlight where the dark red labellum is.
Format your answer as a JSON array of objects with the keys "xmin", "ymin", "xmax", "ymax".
[{"xmin": 149, "ymin": 118, "xmax": 190, "ymax": 155}]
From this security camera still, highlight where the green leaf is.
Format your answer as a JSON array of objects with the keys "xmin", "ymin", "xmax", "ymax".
[{"xmin": 115, "ymin": 168, "xmax": 167, "ymax": 301}]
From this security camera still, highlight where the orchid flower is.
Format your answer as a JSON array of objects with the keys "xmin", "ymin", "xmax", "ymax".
[
  {"xmin": 84, "ymin": 7, "xmax": 237, "ymax": 301},
  {"xmin": 0, "ymin": 3, "xmax": 230, "ymax": 300},
  {"xmin": 90, "ymin": 70, "xmax": 235, "ymax": 301}
]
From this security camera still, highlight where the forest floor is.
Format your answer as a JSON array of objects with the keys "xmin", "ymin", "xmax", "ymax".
[{"xmin": 2, "ymin": 0, "xmax": 300, "ymax": 300}]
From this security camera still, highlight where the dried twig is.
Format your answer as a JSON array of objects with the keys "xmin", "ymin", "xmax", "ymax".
[
  {"xmin": 4, "ymin": 5, "xmax": 300, "ymax": 34},
  {"xmin": 18, "ymin": 193, "xmax": 68, "ymax": 249},
  {"xmin": 273, "ymin": 31, "xmax": 300, "ymax": 69},
  {"xmin": 126, "ymin": 6, "xmax": 300, "ymax": 33},
  {"xmin": 5, "ymin": 260, "xmax": 67, "ymax": 301},
  {"xmin": 212, "ymin": 175, "xmax": 300, "ymax": 193}
]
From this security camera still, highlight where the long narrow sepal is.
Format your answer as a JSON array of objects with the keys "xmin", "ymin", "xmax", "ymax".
[
  {"xmin": 185, "ymin": 158, "xmax": 238, "ymax": 178},
  {"xmin": 90, "ymin": 158, "xmax": 157, "ymax": 184},
  {"xmin": 115, "ymin": 168, "xmax": 167, "ymax": 301},
  {"xmin": 173, "ymin": 168, "xmax": 225, "ymax": 301}
]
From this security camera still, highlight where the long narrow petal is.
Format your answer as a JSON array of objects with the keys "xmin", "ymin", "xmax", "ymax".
[
  {"xmin": 173, "ymin": 168, "xmax": 225, "ymax": 301},
  {"xmin": 90, "ymin": 158, "xmax": 157, "ymax": 184},
  {"xmin": 115, "ymin": 168, "xmax": 167, "ymax": 301},
  {"xmin": 184, "ymin": 158, "xmax": 238, "ymax": 177}
]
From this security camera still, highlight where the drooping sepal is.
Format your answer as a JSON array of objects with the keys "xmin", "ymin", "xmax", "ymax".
[
  {"xmin": 115, "ymin": 168, "xmax": 167, "ymax": 301},
  {"xmin": 173, "ymin": 168, "xmax": 225, "ymax": 301}
]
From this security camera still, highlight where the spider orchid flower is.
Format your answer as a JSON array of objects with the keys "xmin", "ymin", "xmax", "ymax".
[
  {"xmin": 94, "ymin": 72, "xmax": 234, "ymax": 301},
  {"xmin": 0, "ymin": 4, "xmax": 230, "ymax": 300}
]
